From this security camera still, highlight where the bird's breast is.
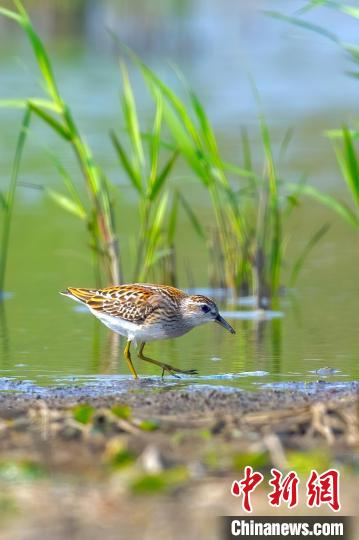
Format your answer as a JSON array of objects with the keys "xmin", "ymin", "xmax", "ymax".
[{"xmin": 90, "ymin": 308, "xmax": 191, "ymax": 342}]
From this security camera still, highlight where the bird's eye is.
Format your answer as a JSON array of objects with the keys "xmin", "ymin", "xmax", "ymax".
[{"xmin": 201, "ymin": 304, "xmax": 210, "ymax": 313}]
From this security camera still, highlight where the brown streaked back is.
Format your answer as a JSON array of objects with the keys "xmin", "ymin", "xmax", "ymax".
[{"xmin": 62, "ymin": 284, "xmax": 187, "ymax": 324}]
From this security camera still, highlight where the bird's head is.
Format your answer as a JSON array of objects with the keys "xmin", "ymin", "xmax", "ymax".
[{"xmin": 180, "ymin": 294, "xmax": 235, "ymax": 334}]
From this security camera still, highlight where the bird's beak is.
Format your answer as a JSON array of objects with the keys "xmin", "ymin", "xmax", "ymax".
[{"xmin": 215, "ymin": 314, "xmax": 236, "ymax": 334}]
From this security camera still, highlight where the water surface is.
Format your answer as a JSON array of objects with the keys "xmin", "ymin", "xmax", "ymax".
[{"xmin": 0, "ymin": 0, "xmax": 358, "ymax": 392}]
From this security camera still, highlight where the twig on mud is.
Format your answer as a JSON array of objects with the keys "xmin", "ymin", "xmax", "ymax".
[
  {"xmin": 307, "ymin": 402, "xmax": 335, "ymax": 445},
  {"xmin": 239, "ymin": 395, "xmax": 358, "ymax": 445},
  {"xmin": 262, "ymin": 432, "xmax": 287, "ymax": 470},
  {"xmin": 28, "ymin": 400, "xmax": 50, "ymax": 441},
  {"xmin": 144, "ymin": 394, "xmax": 358, "ymax": 451},
  {"xmin": 114, "ymin": 417, "xmax": 141, "ymax": 435}
]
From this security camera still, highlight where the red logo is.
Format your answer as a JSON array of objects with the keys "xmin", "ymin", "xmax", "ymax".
[
  {"xmin": 231, "ymin": 468, "xmax": 341, "ymax": 513},
  {"xmin": 231, "ymin": 466, "xmax": 264, "ymax": 513},
  {"xmin": 268, "ymin": 468, "xmax": 299, "ymax": 508},
  {"xmin": 307, "ymin": 469, "xmax": 341, "ymax": 511}
]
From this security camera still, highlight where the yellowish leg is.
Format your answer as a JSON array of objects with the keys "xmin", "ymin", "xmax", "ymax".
[
  {"xmin": 124, "ymin": 341, "xmax": 138, "ymax": 379},
  {"xmin": 138, "ymin": 343, "xmax": 198, "ymax": 377}
]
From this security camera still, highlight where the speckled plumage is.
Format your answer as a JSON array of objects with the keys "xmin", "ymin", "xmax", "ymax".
[
  {"xmin": 66, "ymin": 284, "xmax": 185, "ymax": 324},
  {"xmin": 61, "ymin": 283, "xmax": 235, "ymax": 379}
]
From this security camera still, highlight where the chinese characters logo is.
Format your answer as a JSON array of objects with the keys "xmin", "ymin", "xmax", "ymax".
[{"xmin": 231, "ymin": 467, "xmax": 340, "ymax": 513}]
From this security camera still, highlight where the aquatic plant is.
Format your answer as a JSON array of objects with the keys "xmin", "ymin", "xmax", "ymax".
[
  {"xmin": 0, "ymin": 107, "xmax": 31, "ymax": 295},
  {"xmin": 122, "ymin": 50, "xmax": 334, "ymax": 306},
  {"xmin": 267, "ymin": 2, "xmax": 359, "ymax": 229},
  {"xmin": 0, "ymin": 3, "xmax": 188, "ymax": 288},
  {"xmin": 0, "ymin": 1, "xmax": 121, "ymax": 286},
  {"xmin": 1, "ymin": 1, "xmax": 355, "ymax": 308},
  {"xmin": 121, "ymin": 51, "xmax": 251, "ymax": 294},
  {"xmin": 334, "ymin": 126, "xmax": 359, "ymax": 210},
  {"xmin": 111, "ymin": 64, "xmax": 179, "ymax": 282}
]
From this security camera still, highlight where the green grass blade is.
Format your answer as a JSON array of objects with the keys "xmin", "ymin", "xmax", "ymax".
[
  {"xmin": 294, "ymin": 1, "xmax": 333, "ymax": 16},
  {"xmin": 0, "ymin": 107, "xmax": 31, "ymax": 292},
  {"xmin": 286, "ymin": 182, "xmax": 359, "ymax": 227},
  {"xmin": 150, "ymin": 247, "xmax": 172, "ymax": 267},
  {"xmin": 140, "ymin": 130, "xmax": 175, "ymax": 151},
  {"xmin": 289, "ymin": 223, "xmax": 330, "ymax": 286},
  {"xmin": 178, "ymin": 193, "xmax": 205, "ymax": 239},
  {"xmin": 345, "ymin": 70, "xmax": 359, "ymax": 78},
  {"xmin": 1, "ymin": 2, "xmax": 121, "ymax": 285},
  {"xmin": 265, "ymin": 11, "xmax": 340, "ymax": 44},
  {"xmin": 149, "ymin": 90, "xmax": 163, "ymax": 187},
  {"xmin": 126, "ymin": 49, "xmax": 202, "ymax": 148},
  {"xmin": 167, "ymin": 192, "xmax": 179, "ymax": 245},
  {"xmin": 10, "ymin": 1, "xmax": 61, "ymax": 104},
  {"xmin": 29, "ymin": 103, "xmax": 70, "ymax": 140},
  {"xmin": 0, "ymin": 6, "xmax": 21, "ymax": 22},
  {"xmin": 151, "ymin": 192, "xmax": 169, "ymax": 240},
  {"xmin": 0, "ymin": 192, "xmax": 7, "ymax": 211},
  {"xmin": 142, "ymin": 192, "xmax": 169, "ymax": 275},
  {"xmin": 279, "ymin": 127, "xmax": 294, "ymax": 163},
  {"xmin": 188, "ymin": 89, "xmax": 219, "ymax": 158},
  {"xmin": 325, "ymin": 129, "xmax": 359, "ymax": 139},
  {"xmin": 149, "ymin": 150, "xmax": 179, "ymax": 201},
  {"xmin": 260, "ymin": 118, "xmax": 277, "ymax": 196},
  {"xmin": 240, "ymin": 126, "xmax": 255, "ymax": 188},
  {"xmin": 220, "ymin": 184, "xmax": 246, "ymax": 241},
  {"xmin": 130, "ymin": 51, "xmax": 231, "ymax": 200},
  {"xmin": 283, "ymin": 174, "xmax": 308, "ymax": 218},
  {"xmin": 46, "ymin": 188, "xmax": 87, "ymax": 220},
  {"xmin": 0, "ymin": 99, "xmax": 28, "ymax": 109},
  {"xmin": 340, "ymin": 5, "xmax": 359, "ymax": 20},
  {"xmin": 110, "ymin": 130, "xmax": 142, "ymax": 193},
  {"xmin": 250, "ymin": 82, "xmax": 281, "ymax": 296},
  {"xmin": 222, "ymin": 160, "xmax": 259, "ymax": 181},
  {"xmin": 48, "ymin": 154, "xmax": 87, "ymax": 217},
  {"xmin": 120, "ymin": 62, "xmax": 144, "ymax": 172},
  {"xmin": 338, "ymin": 126, "xmax": 359, "ymax": 205},
  {"xmin": 0, "ymin": 98, "xmax": 62, "ymax": 112},
  {"xmin": 162, "ymin": 101, "xmax": 208, "ymax": 182}
]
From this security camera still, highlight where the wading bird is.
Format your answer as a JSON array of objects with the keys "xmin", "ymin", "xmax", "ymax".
[{"xmin": 61, "ymin": 284, "xmax": 235, "ymax": 379}]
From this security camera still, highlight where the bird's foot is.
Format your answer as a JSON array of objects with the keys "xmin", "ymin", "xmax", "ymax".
[
  {"xmin": 160, "ymin": 363, "xmax": 198, "ymax": 378},
  {"xmin": 137, "ymin": 346, "xmax": 198, "ymax": 378}
]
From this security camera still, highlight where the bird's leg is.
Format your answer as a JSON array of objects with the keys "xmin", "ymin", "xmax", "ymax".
[
  {"xmin": 123, "ymin": 341, "xmax": 138, "ymax": 379},
  {"xmin": 138, "ymin": 343, "xmax": 198, "ymax": 377}
]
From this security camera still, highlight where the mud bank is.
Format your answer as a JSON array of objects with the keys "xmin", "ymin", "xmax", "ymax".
[
  {"xmin": 0, "ymin": 377, "xmax": 358, "ymax": 414},
  {"xmin": 0, "ymin": 378, "xmax": 358, "ymax": 539}
]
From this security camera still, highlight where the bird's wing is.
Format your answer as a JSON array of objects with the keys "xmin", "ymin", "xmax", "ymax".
[{"xmin": 65, "ymin": 285, "xmax": 161, "ymax": 323}]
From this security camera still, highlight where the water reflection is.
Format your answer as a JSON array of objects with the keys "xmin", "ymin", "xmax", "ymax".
[
  {"xmin": 0, "ymin": 273, "xmax": 357, "ymax": 389},
  {"xmin": 102, "ymin": 331, "xmax": 121, "ymax": 374},
  {"xmin": 0, "ymin": 302, "xmax": 9, "ymax": 367},
  {"xmin": 270, "ymin": 318, "xmax": 282, "ymax": 374},
  {"xmin": 80, "ymin": 306, "xmax": 283, "ymax": 386}
]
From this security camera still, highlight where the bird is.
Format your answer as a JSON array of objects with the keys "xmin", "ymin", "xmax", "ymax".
[{"xmin": 60, "ymin": 283, "xmax": 235, "ymax": 379}]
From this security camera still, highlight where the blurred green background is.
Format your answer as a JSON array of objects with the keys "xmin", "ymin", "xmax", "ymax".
[{"xmin": 0, "ymin": 0, "xmax": 357, "ymax": 387}]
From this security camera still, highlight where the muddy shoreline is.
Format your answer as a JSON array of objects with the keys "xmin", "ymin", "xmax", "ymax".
[
  {"xmin": 0, "ymin": 379, "xmax": 358, "ymax": 539},
  {"xmin": 1, "ymin": 377, "xmax": 358, "ymax": 414}
]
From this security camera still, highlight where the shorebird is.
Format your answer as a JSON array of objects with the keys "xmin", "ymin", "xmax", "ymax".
[{"xmin": 61, "ymin": 284, "xmax": 235, "ymax": 379}]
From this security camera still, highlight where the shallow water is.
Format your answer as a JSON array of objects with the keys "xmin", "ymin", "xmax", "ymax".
[
  {"xmin": 0, "ymin": 1, "xmax": 358, "ymax": 393},
  {"xmin": 0, "ymin": 258, "xmax": 358, "ymax": 392}
]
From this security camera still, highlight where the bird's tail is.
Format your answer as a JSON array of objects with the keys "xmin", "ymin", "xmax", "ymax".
[{"xmin": 60, "ymin": 287, "xmax": 94, "ymax": 304}]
